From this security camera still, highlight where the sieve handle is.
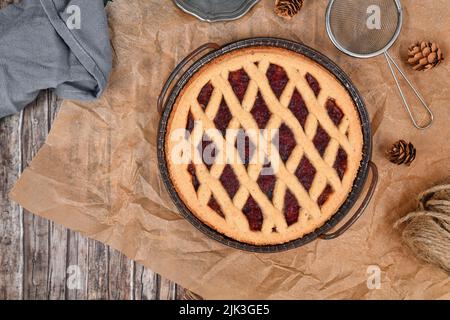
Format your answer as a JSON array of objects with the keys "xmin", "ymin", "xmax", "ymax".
[
  {"xmin": 384, "ymin": 51, "xmax": 434, "ymax": 130},
  {"xmin": 320, "ymin": 161, "xmax": 378, "ymax": 240}
]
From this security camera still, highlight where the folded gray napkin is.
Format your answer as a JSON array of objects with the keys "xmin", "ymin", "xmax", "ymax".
[{"xmin": 0, "ymin": 0, "xmax": 112, "ymax": 119}]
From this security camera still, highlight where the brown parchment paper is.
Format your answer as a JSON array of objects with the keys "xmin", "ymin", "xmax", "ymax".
[{"xmin": 10, "ymin": 0, "xmax": 450, "ymax": 299}]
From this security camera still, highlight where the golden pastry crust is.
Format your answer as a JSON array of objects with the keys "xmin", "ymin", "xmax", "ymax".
[{"xmin": 165, "ymin": 46, "xmax": 363, "ymax": 245}]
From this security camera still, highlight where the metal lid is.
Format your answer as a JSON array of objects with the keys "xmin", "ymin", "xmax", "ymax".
[{"xmin": 173, "ymin": 0, "xmax": 260, "ymax": 22}]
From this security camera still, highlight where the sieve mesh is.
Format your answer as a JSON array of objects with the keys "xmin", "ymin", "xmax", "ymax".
[{"xmin": 327, "ymin": 0, "xmax": 401, "ymax": 56}]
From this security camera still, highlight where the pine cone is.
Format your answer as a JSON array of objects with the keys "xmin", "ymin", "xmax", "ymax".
[
  {"xmin": 387, "ymin": 140, "xmax": 416, "ymax": 166},
  {"xmin": 407, "ymin": 41, "xmax": 444, "ymax": 71},
  {"xmin": 275, "ymin": 0, "xmax": 304, "ymax": 19}
]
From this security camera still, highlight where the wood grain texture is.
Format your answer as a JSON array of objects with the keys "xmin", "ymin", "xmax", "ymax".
[{"xmin": 0, "ymin": 0, "xmax": 187, "ymax": 300}]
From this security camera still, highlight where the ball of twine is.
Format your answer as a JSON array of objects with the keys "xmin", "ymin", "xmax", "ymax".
[{"xmin": 394, "ymin": 184, "xmax": 450, "ymax": 274}]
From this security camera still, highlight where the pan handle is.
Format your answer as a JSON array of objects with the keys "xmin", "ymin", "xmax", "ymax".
[
  {"xmin": 320, "ymin": 161, "xmax": 378, "ymax": 240},
  {"xmin": 157, "ymin": 43, "xmax": 221, "ymax": 113}
]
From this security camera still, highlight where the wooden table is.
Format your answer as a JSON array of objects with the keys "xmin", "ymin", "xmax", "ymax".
[{"xmin": 0, "ymin": 0, "xmax": 188, "ymax": 300}]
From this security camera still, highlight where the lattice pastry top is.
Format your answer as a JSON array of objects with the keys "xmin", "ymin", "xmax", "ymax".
[{"xmin": 165, "ymin": 46, "xmax": 363, "ymax": 245}]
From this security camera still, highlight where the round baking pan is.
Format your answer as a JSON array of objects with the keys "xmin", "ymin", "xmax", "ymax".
[{"xmin": 157, "ymin": 38, "xmax": 378, "ymax": 253}]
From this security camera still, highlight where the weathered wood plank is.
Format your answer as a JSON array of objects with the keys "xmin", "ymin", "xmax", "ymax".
[
  {"xmin": 159, "ymin": 277, "xmax": 177, "ymax": 300},
  {"xmin": 0, "ymin": 0, "xmax": 186, "ymax": 299},
  {"xmin": 0, "ymin": 89, "xmax": 185, "ymax": 300},
  {"xmin": 46, "ymin": 92, "xmax": 90, "ymax": 301},
  {"xmin": 47, "ymin": 222, "xmax": 67, "ymax": 299},
  {"xmin": 0, "ymin": 0, "xmax": 17, "ymax": 9},
  {"xmin": 87, "ymin": 240, "xmax": 109, "ymax": 299},
  {"xmin": 133, "ymin": 264, "xmax": 159, "ymax": 300},
  {"xmin": 180, "ymin": 288, "xmax": 202, "ymax": 300},
  {"xmin": 65, "ymin": 230, "xmax": 89, "ymax": 299}
]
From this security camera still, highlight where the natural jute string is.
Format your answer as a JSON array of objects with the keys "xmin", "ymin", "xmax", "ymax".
[{"xmin": 394, "ymin": 184, "xmax": 450, "ymax": 273}]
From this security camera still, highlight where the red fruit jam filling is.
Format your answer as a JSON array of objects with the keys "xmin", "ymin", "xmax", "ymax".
[
  {"xmin": 220, "ymin": 165, "xmax": 240, "ymax": 199},
  {"xmin": 266, "ymin": 63, "xmax": 289, "ymax": 99},
  {"xmin": 242, "ymin": 196, "xmax": 264, "ymax": 231},
  {"xmin": 333, "ymin": 147, "xmax": 348, "ymax": 180},
  {"xmin": 288, "ymin": 89, "xmax": 309, "ymax": 129},
  {"xmin": 295, "ymin": 156, "xmax": 316, "ymax": 192},
  {"xmin": 207, "ymin": 196, "xmax": 225, "ymax": 218},
  {"xmin": 187, "ymin": 163, "xmax": 200, "ymax": 191},
  {"xmin": 283, "ymin": 189, "xmax": 300, "ymax": 226},
  {"xmin": 228, "ymin": 68, "xmax": 250, "ymax": 103},
  {"xmin": 213, "ymin": 98, "xmax": 233, "ymax": 136},
  {"xmin": 313, "ymin": 125, "xmax": 330, "ymax": 156},
  {"xmin": 276, "ymin": 123, "xmax": 296, "ymax": 163},
  {"xmin": 257, "ymin": 174, "xmax": 277, "ymax": 201},
  {"xmin": 306, "ymin": 73, "xmax": 321, "ymax": 97},
  {"xmin": 197, "ymin": 82, "xmax": 214, "ymax": 109},
  {"xmin": 326, "ymin": 98, "xmax": 344, "ymax": 126},
  {"xmin": 318, "ymin": 184, "xmax": 334, "ymax": 207},
  {"xmin": 197, "ymin": 136, "xmax": 216, "ymax": 170},
  {"xmin": 250, "ymin": 91, "xmax": 271, "ymax": 129}
]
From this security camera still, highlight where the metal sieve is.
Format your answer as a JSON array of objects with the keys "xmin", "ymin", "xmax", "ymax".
[{"xmin": 326, "ymin": 0, "xmax": 434, "ymax": 129}]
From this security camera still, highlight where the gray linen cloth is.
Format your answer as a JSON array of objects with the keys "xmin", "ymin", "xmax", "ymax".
[{"xmin": 0, "ymin": 0, "xmax": 112, "ymax": 118}]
